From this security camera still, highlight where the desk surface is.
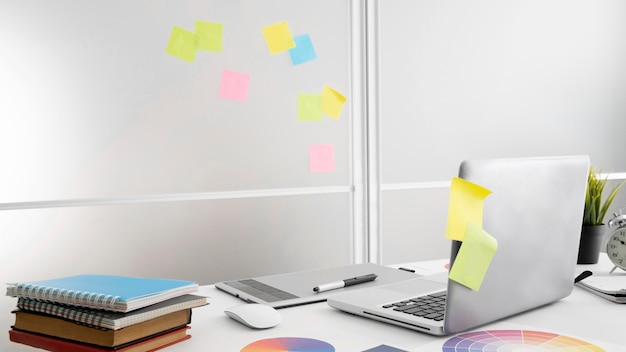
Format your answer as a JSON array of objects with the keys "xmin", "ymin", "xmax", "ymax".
[{"xmin": 3, "ymin": 258, "xmax": 626, "ymax": 351}]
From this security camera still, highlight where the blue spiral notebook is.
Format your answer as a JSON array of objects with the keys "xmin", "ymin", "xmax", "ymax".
[{"xmin": 6, "ymin": 274, "xmax": 198, "ymax": 312}]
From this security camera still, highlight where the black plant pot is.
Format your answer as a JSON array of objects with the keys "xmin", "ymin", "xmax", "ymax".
[{"xmin": 577, "ymin": 225, "xmax": 606, "ymax": 264}]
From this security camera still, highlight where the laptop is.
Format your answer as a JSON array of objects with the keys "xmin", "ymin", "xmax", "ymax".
[
  {"xmin": 215, "ymin": 262, "xmax": 418, "ymax": 308},
  {"xmin": 327, "ymin": 155, "xmax": 590, "ymax": 335}
]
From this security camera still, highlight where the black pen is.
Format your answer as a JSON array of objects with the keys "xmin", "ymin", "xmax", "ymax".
[
  {"xmin": 574, "ymin": 270, "xmax": 593, "ymax": 283},
  {"xmin": 313, "ymin": 274, "xmax": 378, "ymax": 293}
]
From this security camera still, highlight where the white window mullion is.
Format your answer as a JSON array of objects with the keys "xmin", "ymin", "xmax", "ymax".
[{"xmin": 365, "ymin": 0, "xmax": 382, "ymax": 264}]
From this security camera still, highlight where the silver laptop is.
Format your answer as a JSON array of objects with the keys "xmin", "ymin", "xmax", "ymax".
[
  {"xmin": 327, "ymin": 155, "xmax": 590, "ymax": 335},
  {"xmin": 215, "ymin": 262, "xmax": 417, "ymax": 308}
]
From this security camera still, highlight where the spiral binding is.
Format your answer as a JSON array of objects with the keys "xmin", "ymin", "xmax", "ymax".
[{"xmin": 10, "ymin": 284, "xmax": 122, "ymax": 311}]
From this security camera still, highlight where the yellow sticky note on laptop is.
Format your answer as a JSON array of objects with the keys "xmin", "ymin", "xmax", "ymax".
[
  {"xmin": 445, "ymin": 177, "xmax": 492, "ymax": 241},
  {"xmin": 448, "ymin": 222, "xmax": 498, "ymax": 291}
]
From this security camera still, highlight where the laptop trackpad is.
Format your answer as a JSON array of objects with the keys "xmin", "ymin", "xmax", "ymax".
[{"xmin": 382, "ymin": 276, "xmax": 447, "ymax": 295}]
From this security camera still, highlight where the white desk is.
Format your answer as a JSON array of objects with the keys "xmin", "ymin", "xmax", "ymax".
[{"xmin": 3, "ymin": 258, "xmax": 626, "ymax": 351}]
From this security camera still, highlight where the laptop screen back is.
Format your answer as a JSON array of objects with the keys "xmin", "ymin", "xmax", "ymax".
[{"xmin": 444, "ymin": 155, "xmax": 589, "ymax": 334}]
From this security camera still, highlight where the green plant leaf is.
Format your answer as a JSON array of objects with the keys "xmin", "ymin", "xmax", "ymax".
[{"xmin": 583, "ymin": 166, "xmax": 625, "ymax": 226}]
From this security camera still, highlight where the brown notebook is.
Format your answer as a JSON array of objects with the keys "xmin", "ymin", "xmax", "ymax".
[{"xmin": 12, "ymin": 309, "xmax": 190, "ymax": 347}]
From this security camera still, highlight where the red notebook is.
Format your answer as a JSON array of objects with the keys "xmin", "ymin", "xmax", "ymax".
[{"xmin": 9, "ymin": 326, "xmax": 191, "ymax": 352}]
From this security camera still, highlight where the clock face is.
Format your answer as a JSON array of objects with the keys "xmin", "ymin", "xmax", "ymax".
[{"xmin": 607, "ymin": 228, "xmax": 626, "ymax": 269}]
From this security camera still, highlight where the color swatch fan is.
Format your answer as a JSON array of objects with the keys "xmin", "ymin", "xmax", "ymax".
[
  {"xmin": 442, "ymin": 330, "xmax": 604, "ymax": 351},
  {"xmin": 241, "ymin": 337, "xmax": 334, "ymax": 352}
]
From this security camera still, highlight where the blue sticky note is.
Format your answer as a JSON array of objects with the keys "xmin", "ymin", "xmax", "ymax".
[{"xmin": 289, "ymin": 34, "xmax": 317, "ymax": 65}]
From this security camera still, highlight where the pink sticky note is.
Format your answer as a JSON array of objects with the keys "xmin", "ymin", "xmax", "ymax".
[
  {"xmin": 219, "ymin": 69, "xmax": 250, "ymax": 102},
  {"xmin": 309, "ymin": 145, "xmax": 335, "ymax": 173}
]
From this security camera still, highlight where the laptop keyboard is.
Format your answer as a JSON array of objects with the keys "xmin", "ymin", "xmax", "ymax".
[{"xmin": 382, "ymin": 291, "xmax": 446, "ymax": 321}]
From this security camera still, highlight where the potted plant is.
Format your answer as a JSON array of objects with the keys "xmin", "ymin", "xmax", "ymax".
[{"xmin": 577, "ymin": 166, "xmax": 625, "ymax": 264}]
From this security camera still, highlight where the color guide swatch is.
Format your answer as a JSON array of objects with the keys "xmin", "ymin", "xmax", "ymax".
[
  {"xmin": 241, "ymin": 337, "xmax": 335, "ymax": 351},
  {"xmin": 442, "ymin": 330, "xmax": 604, "ymax": 351}
]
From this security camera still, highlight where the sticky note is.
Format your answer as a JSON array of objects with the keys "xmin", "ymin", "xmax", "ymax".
[
  {"xmin": 165, "ymin": 26, "xmax": 197, "ymax": 63},
  {"xmin": 195, "ymin": 20, "xmax": 223, "ymax": 52},
  {"xmin": 322, "ymin": 86, "xmax": 347, "ymax": 120},
  {"xmin": 445, "ymin": 177, "xmax": 492, "ymax": 241},
  {"xmin": 298, "ymin": 94, "xmax": 323, "ymax": 121},
  {"xmin": 448, "ymin": 222, "xmax": 498, "ymax": 291},
  {"xmin": 289, "ymin": 34, "xmax": 317, "ymax": 65},
  {"xmin": 219, "ymin": 70, "xmax": 250, "ymax": 102},
  {"xmin": 309, "ymin": 145, "xmax": 335, "ymax": 173},
  {"xmin": 262, "ymin": 21, "xmax": 296, "ymax": 54}
]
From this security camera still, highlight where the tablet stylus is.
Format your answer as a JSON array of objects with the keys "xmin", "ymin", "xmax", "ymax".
[{"xmin": 313, "ymin": 274, "xmax": 377, "ymax": 293}]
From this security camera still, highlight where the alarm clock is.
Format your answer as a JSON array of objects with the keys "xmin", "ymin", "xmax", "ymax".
[{"xmin": 607, "ymin": 208, "xmax": 626, "ymax": 274}]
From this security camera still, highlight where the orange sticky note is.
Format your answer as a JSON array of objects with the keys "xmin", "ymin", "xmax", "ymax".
[
  {"xmin": 445, "ymin": 177, "xmax": 492, "ymax": 241},
  {"xmin": 448, "ymin": 222, "xmax": 498, "ymax": 291}
]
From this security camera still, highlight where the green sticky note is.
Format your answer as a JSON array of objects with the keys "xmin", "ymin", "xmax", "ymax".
[
  {"xmin": 322, "ymin": 85, "xmax": 347, "ymax": 120},
  {"xmin": 165, "ymin": 26, "xmax": 197, "ymax": 63},
  {"xmin": 195, "ymin": 20, "xmax": 223, "ymax": 52},
  {"xmin": 448, "ymin": 223, "xmax": 498, "ymax": 291},
  {"xmin": 445, "ymin": 177, "xmax": 492, "ymax": 241},
  {"xmin": 297, "ymin": 94, "xmax": 323, "ymax": 121}
]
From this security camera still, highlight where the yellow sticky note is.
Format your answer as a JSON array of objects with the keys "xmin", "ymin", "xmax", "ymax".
[
  {"xmin": 262, "ymin": 21, "xmax": 296, "ymax": 54},
  {"xmin": 445, "ymin": 177, "xmax": 492, "ymax": 241},
  {"xmin": 322, "ymin": 86, "xmax": 347, "ymax": 120},
  {"xmin": 195, "ymin": 21, "xmax": 223, "ymax": 52},
  {"xmin": 165, "ymin": 26, "xmax": 197, "ymax": 63},
  {"xmin": 448, "ymin": 222, "xmax": 498, "ymax": 291}
]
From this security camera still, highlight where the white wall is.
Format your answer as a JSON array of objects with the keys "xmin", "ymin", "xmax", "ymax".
[
  {"xmin": 374, "ymin": 0, "xmax": 626, "ymax": 263},
  {"xmin": 0, "ymin": 0, "xmax": 357, "ymax": 283}
]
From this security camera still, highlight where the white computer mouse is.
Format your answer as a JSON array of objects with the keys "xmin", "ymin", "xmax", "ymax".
[{"xmin": 224, "ymin": 303, "xmax": 281, "ymax": 329}]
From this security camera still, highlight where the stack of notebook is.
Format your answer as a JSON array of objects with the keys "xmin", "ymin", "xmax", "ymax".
[{"xmin": 5, "ymin": 274, "xmax": 208, "ymax": 352}]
